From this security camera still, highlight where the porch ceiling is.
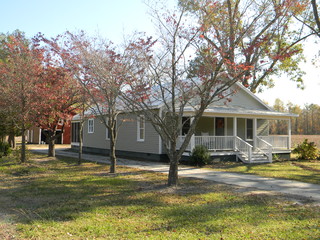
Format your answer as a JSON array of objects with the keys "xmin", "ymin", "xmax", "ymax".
[{"xmin": 184, "ymin": 105, "xmax": 298, "ymax": 119}]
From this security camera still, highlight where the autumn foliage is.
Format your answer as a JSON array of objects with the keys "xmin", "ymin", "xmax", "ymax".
[{"xmin": 0, "ymin": 32, "xmax": 82, "ymax": 160}]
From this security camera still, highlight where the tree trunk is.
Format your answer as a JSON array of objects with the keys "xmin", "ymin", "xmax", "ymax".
[
  {"xmin": 48, "ymin": 137, "xmax": 55, "ymax": 157},
  {"xmin": 168, "ymin": 154, "xmax": 179, "ymax": 186},
  {"xmin": 78, "ymin": 121, "xmax": 84, "ymax": 165},
  {"xmin": 8, "ymin": 132, "xmax": 16, "ymax": 149},
  {"xmin": 109, "ymin": 138, "xmax": 116, "ymax": 173},
  {"xmin": 21, "ymin": 125, "xmax": 26, "ymax": 163},
  {"xmin": 8, "ymin": 122, "xmax": 16, "ymax": 149}
]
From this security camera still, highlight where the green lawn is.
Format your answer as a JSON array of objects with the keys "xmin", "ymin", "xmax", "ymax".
[
  {"xmin": 0, "ymin": 154, "xmax": 319, "ymax": 239},
  {"xmin": 209, "ymin": 159, "xmax": 320, "ymax": 184}
]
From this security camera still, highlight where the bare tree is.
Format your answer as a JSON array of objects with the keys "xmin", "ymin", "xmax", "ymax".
[
  {"xmin": 44, "ymin": 32, "xmax": 128, "ymax": 173},
  {"xmin": 122, "ymin": 4, "xmax": 247, "ymax": 186},
  {"xmin": 311, "ymin": 0, "xmax": 320, "ymax": 33}
]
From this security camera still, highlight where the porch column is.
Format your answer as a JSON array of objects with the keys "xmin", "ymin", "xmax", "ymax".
[
  {"xmin": 233, "ymin": 117, "xmax": 237, "ymax": 150},
  {"xmin": 288, "ymin": 118, "xmax": 291, "ymax": 150},
  {"xmin": 158, "ymin": 107, "xmax": 163, "ymax": 154},
  {"xmin": 253, "ymin": 118, "xmax": 257, "ymax": 149},
  {"xmin": 190, "ymin": 117, "xmax": 195, "ymax": 151}
]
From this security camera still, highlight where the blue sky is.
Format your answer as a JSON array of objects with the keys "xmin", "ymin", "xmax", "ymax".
[
  {"xmin": 1, "ymin": 0, "xmax": 154, "ymax": 42},
  {"xmin": 1, "ymin": 0, "xmax": 319, "ymax": 107}
]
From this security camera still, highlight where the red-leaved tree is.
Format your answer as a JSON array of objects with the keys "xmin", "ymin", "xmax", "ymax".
[
  {"xmin": 0, "ymin": 32, "xmax": 44, "ymax": 162},
  {"xmin": 40, "ymin": 32, "xmax": 129, "ymax": 173},
  {"xmin": 34, "ymin": 63, "xmax": 81, "ymax": 157}
]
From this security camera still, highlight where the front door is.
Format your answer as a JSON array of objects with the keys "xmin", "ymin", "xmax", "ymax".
[{"xmin": 215, "ymin": 117, "xmax": 225, "ymax": 136}]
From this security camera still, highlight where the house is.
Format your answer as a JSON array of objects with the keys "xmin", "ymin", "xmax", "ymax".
[
  {"xmin": 27, "ymin": 121, "xmax": 72, "ymax": 145},
  {"xmin": 71, "ymin": 82, "xmax": 297, "ymax": 163}
]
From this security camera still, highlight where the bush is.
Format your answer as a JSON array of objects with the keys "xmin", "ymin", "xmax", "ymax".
[
  {"xmin": 190, "ymin": 145, "xmax": 211, "ymax": 166},
  {"xmin": 293, "ymin": 139, "xmax": 319, "ymax": 160},
  {"xmin": 0, "ymin": 142, "xmax": 11, "ymax": 157}
]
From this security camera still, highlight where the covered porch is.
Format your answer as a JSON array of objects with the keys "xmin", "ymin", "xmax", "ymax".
[{"xmin": 178, "ymin": 109, "xmax": 296, "ymax": 163}]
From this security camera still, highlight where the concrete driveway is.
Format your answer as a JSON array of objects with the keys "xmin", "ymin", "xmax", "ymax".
[{"xmin": 30, "ymin": 145, "xmax": 320, "ymax": 202}]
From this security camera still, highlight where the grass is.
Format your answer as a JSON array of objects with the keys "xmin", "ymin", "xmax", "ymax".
[
  {"xmin": 0, "ymin": 153, "xmax": 320, "ymax": 239},
  {"xmin": 209, "ymin": 158, "xmax": 320, "ymax": 184}
]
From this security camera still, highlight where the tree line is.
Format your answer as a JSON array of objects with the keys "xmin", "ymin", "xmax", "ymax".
[
  {"xmin": 1, "ymin": 0, "xmax": 320, "ymax": 186},
  {"xmin": 271, "ymin": 98, "xmax": 320, "ymax": 135}
]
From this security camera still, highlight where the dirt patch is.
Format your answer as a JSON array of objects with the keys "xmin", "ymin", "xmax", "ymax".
[
  {"xmin": 0, "ymin": 214, "xmax": 16, "ymax": 240},
  {"xmin": 0, "ymin": 196, "xmax": 17, "ymax": 239}
]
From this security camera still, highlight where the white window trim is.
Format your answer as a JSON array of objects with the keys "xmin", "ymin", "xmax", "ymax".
[
  {"xmin": 88, "ymin": 119, "xmax": 94, "ymax": 134},
  {"xmin": 137, "ymin": 115, "xmax": 145, "ymax": 142}
]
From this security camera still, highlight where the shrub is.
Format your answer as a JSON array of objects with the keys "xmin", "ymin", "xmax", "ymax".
[
  {"xmin": 190, "ymin": 145, "xmax": 211, "ymax": 166},
  {"xmin": 0, "ymin": 142, "xmax": 11, "ymax": 157},
  {"xmin": 293, "ymin": 139, "xmax": 319, "ymax": 160}
]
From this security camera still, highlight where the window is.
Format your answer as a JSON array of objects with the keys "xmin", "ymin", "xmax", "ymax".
[
  {"xmin": 71, "ymin": 122, "xmax": 80, "ymax": 143},
  {"xmin": 246, "ymin": 119, "xmax": 253, "ymax": 140},
  {"xmin": 137, "ymin": 115, "xmax": 145, "ymax": 141},
  {"xmin": 88, "ymin": 119, "xmax": 94, "ymax": 133}
]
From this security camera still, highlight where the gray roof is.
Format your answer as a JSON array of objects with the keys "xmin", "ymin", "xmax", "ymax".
[{"xmin": 183, "ymin": 105, "xmax": 297, "ymax": 118}]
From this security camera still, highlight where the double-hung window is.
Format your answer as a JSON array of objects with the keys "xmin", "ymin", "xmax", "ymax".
[
  {"xmin": 88, "ymin": 119, "xmax": 94, "ymax": 134},
  {"xmin": 137, "ymin": 115, "xmax": 145, "ymax": 141}
]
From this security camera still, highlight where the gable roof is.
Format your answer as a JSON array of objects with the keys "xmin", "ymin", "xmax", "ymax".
[{"xmin": 234, "ymin": 82, "xmax": 273, "ymax": 111}]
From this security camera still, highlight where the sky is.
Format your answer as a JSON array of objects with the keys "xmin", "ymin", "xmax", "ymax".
[{"xmin": 1, "ymin": 0, "xmax": 320, "ymax": 107}]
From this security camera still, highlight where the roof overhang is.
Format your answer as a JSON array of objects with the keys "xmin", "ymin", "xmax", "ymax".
[{"xmin": 183, "ymin": 106, "xmax": 298, "ymax": 119}]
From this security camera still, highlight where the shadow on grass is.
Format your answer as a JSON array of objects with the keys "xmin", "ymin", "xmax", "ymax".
[
  {"xmin": 0, "ymin": 155, "xmax": 319, "ymax": 239},
  {"xmin": 0, "ymin": 156, "xmax": 169, "ymax": 225}
]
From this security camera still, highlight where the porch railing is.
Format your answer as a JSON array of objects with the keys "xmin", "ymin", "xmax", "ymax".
[
  {"xmin": 256, "ymin": 136, "xmax": 273, "ymax": 163},
  {"xmin": 194, "ymin": 136, "xmax": 235, "ymax": 151},
  {"xmin": 235, "ymin": 137, "xmax": 253, "ymax": 163},
  {"xmin": 258, "ymin": 135, "xmax": 290, "ymax": 150},
  {"xmin": 177, "ymin": 135, "xmax": 235, "ymax": 151}
]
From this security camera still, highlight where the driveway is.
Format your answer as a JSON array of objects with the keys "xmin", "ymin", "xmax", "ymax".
[{"xmin": 30, "ymin": 145, "xmax": 320, "ymax": 202}]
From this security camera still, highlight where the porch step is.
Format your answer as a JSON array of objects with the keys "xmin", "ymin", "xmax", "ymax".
[{"xmin": 237, "ymin": 152, "xmax": 270, "ymax": 163}]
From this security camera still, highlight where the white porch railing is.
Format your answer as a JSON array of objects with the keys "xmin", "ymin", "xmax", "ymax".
[
  {"xmin": 258, "ymin": 135, "xmax": 290, "ymax": 150},
  {"xmin": 256, "ymin": 136, "xmax": 273, "ymax": 163},
  {"xmin": 177, "ymin": 135, "xmax": 290, "ymax": 163},
  {"xmin": 235, "ymin": 137, "xmax": 253, "ymax": 163},
  {"xmin": 177, "ymin": 136, "xmax": 235, "ymax": 151},
  {"xmin": 195, "ymin": 136, "xmax": 235, "ymax": 151}
]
